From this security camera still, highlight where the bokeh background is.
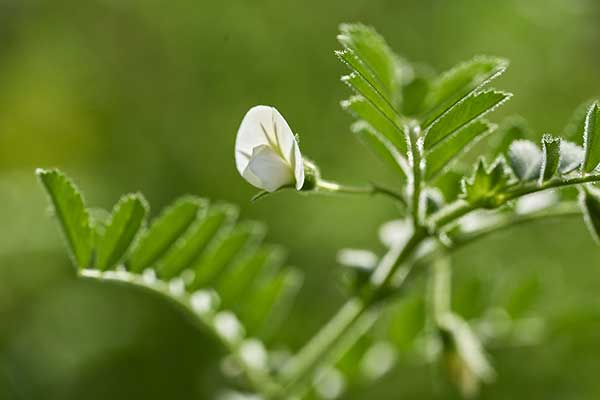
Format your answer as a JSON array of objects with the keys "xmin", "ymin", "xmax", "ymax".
[{"xmin": 1, "ymin": 0, "xmax": 600, "ymax": 399}]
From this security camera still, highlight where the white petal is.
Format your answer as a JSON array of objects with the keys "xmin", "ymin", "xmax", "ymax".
[
  {"xmin": 242, "ymin": 145, "xmax": 294, "ymax": 192},
  {"xmin": 235, "ymin": 105, "xmax": 304, "ymax": 189}
]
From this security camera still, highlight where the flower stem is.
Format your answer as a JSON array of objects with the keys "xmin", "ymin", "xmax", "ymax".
[{"xmin": 316, "ymin": 179, "xmax": 406, "ymax": 206}]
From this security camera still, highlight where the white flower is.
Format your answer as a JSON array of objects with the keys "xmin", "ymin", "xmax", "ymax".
[{"xmin": 235, "ymin": 106, "xmax": 305, "ymax": 192}]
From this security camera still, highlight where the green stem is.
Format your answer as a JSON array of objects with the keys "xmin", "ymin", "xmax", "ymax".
[
  {"xmin": 428, "ymin": 174, "xmax": 600, "ymax": 232},
  {"xmin": 280, "ymin": 174, "xmax": 600, "ymax": 398},
  {"xmin": 448, "ymin": 202, "xmax": 581, "ymax": 250},
  {"xmin": 316, "ymin": 179, "xmax": 406, "ymax": 205},
  {"xmin": 408, "ymin": 124, "xmax": 424, "ymax": 226},
  {"xmin": 501, "ymin": 174, "xmax": 600, "ymax": 201},
  {"xmin": 280, "ymin": 229, "xmax": 426, "ymax": 397},
  {"xmin": 428, "ymin": 200, "xmax": 475, "ymax": 230},
  {"xmin": 279, "ymin": 298, "xmax": 368, "ymax": 392}
]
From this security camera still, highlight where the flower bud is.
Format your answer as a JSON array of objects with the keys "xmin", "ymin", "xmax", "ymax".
[{"xmin": 235, "ymin": 106, "xmax": 304, "ymax": 192}]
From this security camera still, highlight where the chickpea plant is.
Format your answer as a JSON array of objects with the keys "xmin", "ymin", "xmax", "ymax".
[{"xmin": 39, "ymin": 24, "xmax": 600, "ymax": 399}]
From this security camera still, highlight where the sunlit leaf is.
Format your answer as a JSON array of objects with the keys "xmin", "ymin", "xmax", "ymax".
[
  {"xmin": 37, "ymin": 169, "xmax": 93, "ymax": 268},
  {"xmin": 582, "ymin": 102, "xmax": 600, "ymax": 173},
  {"xmin": 563, "ymin": 99, "xmax": 596, "ymax": 142},
  {"xmin": 342, "ymin": 95, "xmax": 407, "ymax": 155},
  {"xmin": 424, "ymin": 90, "xmax": 511, "ymax": 150},
  {"xmin": 580, "ymin": 186, "xmax": 600, "ymax": 244},
  {"xmin": 425, "ymin": 120, "xmax": 495, "ymax": 180},
  {"xmin": 539, "ymin": 135, "xmax": 561, "ymax": 184},
  {"xmin": 341, "ymin": 72, "xmax": 402, "ymax": 129},
  {"xmin": 156, "ymin": 205, "xmax": 237, "ymax": 279},
  {"xmin": 96, "ymin": 193, "xmax": 149, "ymax": 271},
  {"xmin": 461, "ymin": 158, "xmax": 511, "ymax": 208},
  {"xmin": 127, "ymin": 197, "xmax": 204, "ymax": 273},
  {"xmin": 337, "ymin": 23, "xmax": 398, "ymax": 104},
  {"xmin": 422, "ymin": 56, "xmax": 508, "ymax": 127},
  {"xmin": 351, "ymin": 121, "xmax": 407, "ymax": 177}
]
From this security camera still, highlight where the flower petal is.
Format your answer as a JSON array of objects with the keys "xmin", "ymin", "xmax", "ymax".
[
  {"xmin": 243, "ymin": 145, "xmax": 294, "ymax": 192},
  {"xmin": 235, "ymin": 105, "xmax": 304, "ymax": 189}
]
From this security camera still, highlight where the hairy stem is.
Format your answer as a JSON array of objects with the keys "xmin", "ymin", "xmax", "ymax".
[
  {"xmin": 316, "ymin": 179, "xmax": 406, "ymax": 205},
  {"xmin": 279, "ymin": 174, "xmax": 598, "ymax": 398},
  {"xmin": 408, "ymin": 124, "xmax": 424, "ymax": 226}
]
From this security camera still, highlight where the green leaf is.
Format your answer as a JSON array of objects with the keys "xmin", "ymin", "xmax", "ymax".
[
  {"xmin": 37, "ymin": 169, "xmax": 93, "ymax": 268},
  {"xmin": 424, "ymin": 90, "xmax": 511, "ymax": 150},
  {"xmin": 217, "ymin": 246, "xmax": 285, "ymax": 309},
  {"xmin": 156, "ymin": 205, "xmax": 237, "ymax": 279},
  {"xmin": 96, "ymin": 194, "xmax": 149, "ymax": 271},
  {"xmin": 241, "ymin": 268, "xmax": 303, "ymax": 339},
  {"xmin": 341, "ymin": 72, "xmax": 402, "ymax": 130},
  {"xmin": 401, "ymin": 75, "xmax": 430, "ymax": 116},
  {"xmin": 422, "ymin": 56, "xmax": 508, "ymax": 127},
  {"xmin": 539, "ymin": 135, "xmax": 561, "ymax": 184},
  {"xmin": 425, "ymin": 120, "xmax": 495, "ymax": 180},
  {"xmin": 337, "ymin": 23, "xmax": 398, "ymax": 103},
  {"xmin": 582, "ymin": 102, "xmax": 600, "ymax": 173},
  {"xmin": 188, "ymin": 222, "xmax": 265, "ymax": 290},
  {"xmin": 508, "ymin": 140, "xmax": 542, "ymax": 181},
  {"xmin": 461, "ymin": 158, "xmax": 511, "ymax": 208},
  {"xmin": 559, "ymin": 141, "xmax": 585, "ymax": 174},
  {"xmin": 580, "ymin": 186, "xmax": 600, "ymax": 244},
  {"xmin": 563, "ymin": 99, "xmax": 596, "ymax": 142},
  {"xmin": 127, "ymin": 196, "xmax": 203, "ymax": 272},
  {"xmin": 351, "ymin": 121, "xmax": 407, "ymax": 178},
  {"xmin": 342, "ymin": 95, "xmax": 407, "ymax": 155}
]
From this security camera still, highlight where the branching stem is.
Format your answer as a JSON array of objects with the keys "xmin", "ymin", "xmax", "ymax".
[{"xmin": 279, "ymin": 173, "xmax": 600, "ymax": 399}]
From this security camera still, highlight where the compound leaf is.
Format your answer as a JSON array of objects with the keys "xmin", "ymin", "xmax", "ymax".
[
  {"xmin": 422, "ymin": 56, "xmax": 508, "ymax": 127},
  {"xmin": 425, "ymin": 120, "xmax": 495, "ymax": 180},
  {"xmin": 337, "ymin": 23, "xmax": 398, "ymax": 103},
  {"xmin": 127, "ymin": 197, "xmax": 204, "ymax": 272},
  {"xmin": 156, "ymin": 205, "xmax": 237, "ymax": 279}
]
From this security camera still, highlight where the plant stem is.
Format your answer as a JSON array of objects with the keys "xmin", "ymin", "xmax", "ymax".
[
  {"xmin": 316, "ymin": 179, "xmax": 406, "ymax": 205},
  {"xmin": 428, "ymin": 200, "xmax": 475, "ymax": 230},
  {"xmin": 429, "ymin": 174, "xmax": 600, "ymax": 231},
  {"xmin": 501, "ymin": 174, "xmax": 600, "ymax": 201},
  {"xmin": 280, "ymin": 229, "xmax": 426, "ymax": 397},
  {"xmin": 408, "ymin": 124, "xmax": 424, "ymax": 226},
  {"xmin": 279, "ymin": 298, "xmax": 369, "ymax": 392},
  {"xmin": 448, "ymin": 202, "xmax": 581, "ymax": 250},
  {"xmin": 279, "ymin": 174, "xmax": 600, "ymax": 399}
]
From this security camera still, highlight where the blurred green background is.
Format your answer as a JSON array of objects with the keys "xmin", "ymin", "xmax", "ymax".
[{"xmin": 1, "ymin": 0, "xmax": 600, "ymax": 399}]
